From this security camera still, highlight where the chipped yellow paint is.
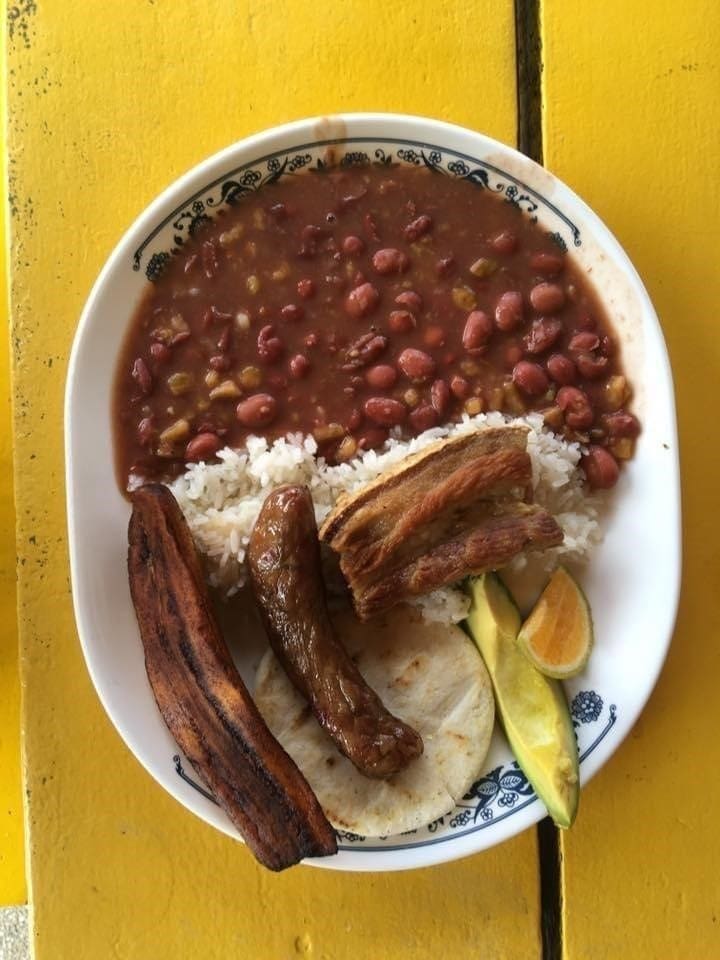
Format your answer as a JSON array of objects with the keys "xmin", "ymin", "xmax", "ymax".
[
  {"xmin": 7, "ymin": 1, "xmax": 545, "ymax": 957},
  {"xmin": 0, "ymin": 4, "xmax": 25, "ymax": 905},
  {"xmin": 542, "ymin": 1, "xmax": 720, "ymax": 957}
]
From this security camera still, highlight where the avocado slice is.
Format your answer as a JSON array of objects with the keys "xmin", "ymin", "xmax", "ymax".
[{"xmin": 464, "ymin": 573, "xmax": 579, "ymax": 828}]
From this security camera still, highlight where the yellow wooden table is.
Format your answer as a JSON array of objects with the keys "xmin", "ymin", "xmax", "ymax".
[{"xmin": 4, "ymin": 2, "xmax": 720, "ymax": 957}]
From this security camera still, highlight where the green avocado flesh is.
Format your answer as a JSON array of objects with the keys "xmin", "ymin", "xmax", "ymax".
[{"xmin": 464, "ymin": 573, "xmax": 579, "ymax": 828}]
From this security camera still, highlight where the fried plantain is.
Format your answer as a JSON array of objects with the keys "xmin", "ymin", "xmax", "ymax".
[{"xmin": 127, "ymin": 484, "xmax": 337, "ymax": 871}]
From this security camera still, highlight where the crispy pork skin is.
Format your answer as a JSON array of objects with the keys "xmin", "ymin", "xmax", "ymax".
[{"xmin": 320, "ymin": 427, "xmax": 563, "ymax": 620}]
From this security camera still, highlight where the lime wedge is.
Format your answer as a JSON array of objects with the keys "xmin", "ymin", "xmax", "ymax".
[{"xmin": 518, "ymin": 566, "xmax": 593, "ymax": 680}]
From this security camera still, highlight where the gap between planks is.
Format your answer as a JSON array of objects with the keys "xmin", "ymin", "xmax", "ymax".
[{"xmin": 514, "ymin": 1, "xmax": 563, "ymax": 958}]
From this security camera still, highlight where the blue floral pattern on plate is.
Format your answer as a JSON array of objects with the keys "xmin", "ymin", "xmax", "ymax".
[
  {"xmin": 133, "ymin": 136, "xmax": 582, "ymax": 281},
  {"xmin": 173, "ymin": 690, "xmax": 616, "ymax": 851}
]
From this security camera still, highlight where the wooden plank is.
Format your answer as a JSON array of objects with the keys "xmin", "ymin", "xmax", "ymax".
[
  {"xmin": 541, "ymin": 2, "xmax": 720, "ymax": 956},
  {"xmin": 7, "ymin": 2, "xmax": 544, "ymax": 957},
  {"xmin": 0, "ymin": 6, "xmax": 25, "ymax": 907}
]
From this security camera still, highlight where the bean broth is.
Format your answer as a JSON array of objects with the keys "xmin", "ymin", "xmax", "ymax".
[{"xmin": 114, "ymin": 164, "xmax": 639, "ymax": 490}]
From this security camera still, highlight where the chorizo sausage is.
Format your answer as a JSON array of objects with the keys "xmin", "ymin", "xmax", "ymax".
[{"xmin": 248, "ymin": 485, "xmax": 423, "ymax": 779}]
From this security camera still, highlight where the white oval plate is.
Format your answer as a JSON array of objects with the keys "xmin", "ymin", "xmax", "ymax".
[{"xmin": 65, "ymin": 114, "xmax": 680, "ymax": 872}]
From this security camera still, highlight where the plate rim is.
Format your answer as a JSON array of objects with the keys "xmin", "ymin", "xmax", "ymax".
[{"xmin": 65, "ymin": 112, "xmax": 681, "ymax": 872}]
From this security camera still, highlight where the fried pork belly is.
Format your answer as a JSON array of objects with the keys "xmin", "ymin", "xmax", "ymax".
[
  {"xmin": 353, "ymin": 503, "xmax": 563, "ymax": 620},
  {"xmin": 319, "ymin": 427, "xmax": 563, "ymax": 620}
]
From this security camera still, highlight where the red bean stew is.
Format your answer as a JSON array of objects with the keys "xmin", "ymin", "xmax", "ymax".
[{"xmin": 114, "ymin": 163, "xmax": 639, "ymax": 491}]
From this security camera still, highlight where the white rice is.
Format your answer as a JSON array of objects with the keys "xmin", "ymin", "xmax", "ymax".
[{"xmin": 166, "ymin": 412, "xmax": 602, "ymax": 623}]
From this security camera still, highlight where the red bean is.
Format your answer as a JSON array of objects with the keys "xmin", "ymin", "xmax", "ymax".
[
  {"xmin": 257, "ymin": 325, "xmax": 284, "ymax": 364},
  {"xmin": 289, "ymin": 354, "xmax": 311, "ymax": 379},
  {"xmin": 137, "ymin": 416, "xmax": 155, "ymax": 447},
  {"xmin": 280, "ymin": 303, "xmax": 304, "ymax": 323},
  {"xmin": 342, "ymin": 235, "xmax": 365, "ymax": 255},
  {"xmin": 338, "ymin": 186, "xmax": 368, "ymax": 210},
  {"xmin": 424, "ymin": 325, "xmax": 446, "ymax": 349},
  {"xmin": 348, "ymin": 408, "xmax": 363, "ymax": 431},
  {"xmin": 547, "ymin": 353, "xmax": 577, "ymax": 385},
  {"xmin": 201, "ymin": 240, "xmax": 220, "ymax": 279},
  {"xmin": 364, "ymin": 397, "xmax": 407, "ymax": 426},
  {"xmin": 304, "ymin": 332, "xmax": 319, "ymax": 348},
  {"xmin": 301, "ymin": 224, "xmax": 324, "ymax": 242},
  {"xmin": 363, "ymin": 213, "xmax": 380, "ymax": 242},
  {"xmin": 372, "ymin": 248, "xmax": 410, "ymax": 275},
  {"xmin": 365, "ymin": 364, "xmax": 398, "ymax": 390},
  {"xmin": 269, "ymin": 202, "xmax": 289, "ymax": 221},
  {"xmin": 603, "ymin": 411, "xmax": 641, "ymax": 438},
  {"xmin": 170, "ymin": 330, "xmax": 191, "ymax": 347},
  {"xmin": 600, "ymin": 335, "xmax": 615, "ymax": 357},
  {"xmin": 495, "ymin": 291, "xmax": 524, "ymax": 332},
  {"xmin": 409, "ymin": 404, "xmax": 440, "ymax": 432},
  {"xmin": 394, "ymin": 290, "xmax": 423, "ymax": 312},
  {"xmin": 569, "ymin": 332, "xmax": 600, "ymax": 352},
  {"xmin": 236, "ymin": 393, "xmax": 278, "ymax": 428},
  {"xmin": 490, "ymin": 230, "xmax": 518, "ymax": 255},
  {"xmin": 404, "ymin": 215, "xmax": 433, "ymax": 242},
  {"xmin": 530, "ymin": 282, "xmax": 566, "ymax": 314},
  {"xmin": 524, "ymin": 317, "xmax": 563, "ymax": 354},
  {"xmin": 431, "ymin": 379, "xmax": 450, "ymax": 416},
  {"xmin": 450, "ymin": 375, "xmax": 470, "ymax": 399},
  {"xmin": 436, "ymin": 256, "xmax": 456, "ymax": 277},
  {"xmin": 462, "ymin": 310, "xmax": 493, "ymax": 353},
  {"xmin": 512, "ymin": 361, "xmax": 549, "ymax": 397},
  {"xmin": 185, "ymin": 432, "xmax": 222, "ymax": 462},
  {"xmin": 298, "ymin": 223, "xmax": 325, "ymax": 257},
  {"xmin": 557, "ymin": 386, "xmax": 594, "ymax": 429},
  {"xmin": 131, "ymin": 357, "xmax": 153, "ymax": 395},
  {"xmin": 209, "ymin": 354, "xmax": 232, "ymax": 371},
  {"xmin": 204, "ymin": 305, "xmax": 232, "ymax": 326},
  {"xmin": 341, "ymin": 333, "xmax": 388, "ymax": 370},
  {"xmin": 357, "ymin": 427, "xmax": 389, "ymax": 450},
  {"xmin": 150, "ymin": 342, "xmax": 170, "ymax": 364},
  {"xmin": 398, "ymin": 348, "xmax": 436, "ymax": 382},
  {"xmin": 198, "ymin": 419, "xmax": 225, "ymax": 436},
  {"xmin": 576, "ymin": 353, "xmax": 609, "ymax": 379},
  {"xmin": 345, "ymin": 282, "xmax": 380, "ymax": 318},
  {"xmin": 581, "ymin": 445, "xmax": 619, "ymax": 489},
  {"xmin": 530, "ymin": 252, "xmax": 565, "ymax": 275},
  {"xmin": 388, "ymin": 309, "xmax": 416, "ymax": 334},
  {"xmin": 297, "ymin": 278, "xmax": 315, "ymax": 299},
  {"xmin": 216, "ymin": 326, "xmax": 232, "ymax": 353}
]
